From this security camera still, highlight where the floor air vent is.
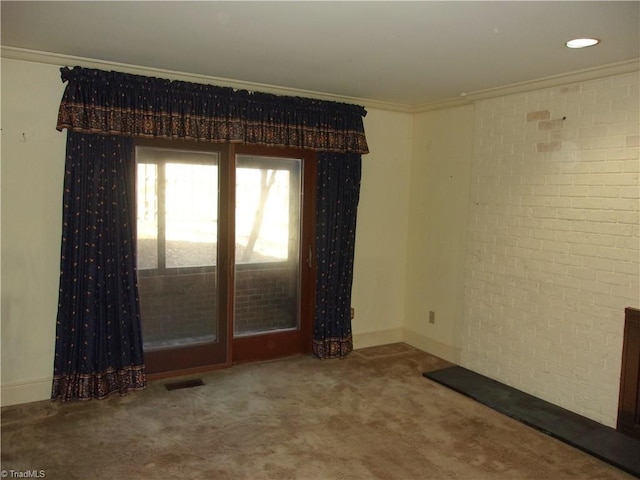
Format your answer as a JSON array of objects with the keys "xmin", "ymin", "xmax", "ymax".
[{"xmin": 164, "ymin": 379, "xmax": 204, "ymax": 391}]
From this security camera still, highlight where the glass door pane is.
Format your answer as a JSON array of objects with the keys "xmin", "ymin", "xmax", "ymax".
[
  {"xmin": 234, "ymin": 155, "xmax": 302, "ymax": 337},
  {"xmin": 136, "ymin": 147, "xmax": 219, "ymax": 352}
]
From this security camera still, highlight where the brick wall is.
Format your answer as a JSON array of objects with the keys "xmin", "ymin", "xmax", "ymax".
[
  {"xmin": 234, "ymin": 265, "xmax": 297, "ymax": 335},
  {"xmin": 138, "ymin": 264, "xmax": 296, "ymax": 349},
  {"xmin": 461, "ymin": 72, "xmax": 640, "ymax": 426},
  {"xmin": 138, "ymin": 270, "xmax": 218, "ymax": 349}
]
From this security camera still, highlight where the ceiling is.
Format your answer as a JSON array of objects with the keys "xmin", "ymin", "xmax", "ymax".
[{"xmin": 1, "ymin": 1, "xmax": 639, "ymax": 110}]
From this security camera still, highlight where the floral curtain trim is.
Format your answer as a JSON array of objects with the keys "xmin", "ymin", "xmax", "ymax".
[
  {"xmin": 56, "ymin": 66, "xmax": 369, "ymax": 154},
  {"xmin": 52, "ymin": 366, "xmax": 146, "ymax": 402},
  {"xmin": 313, "ymin": 336, "xmax": 354, "ymax": 360}
]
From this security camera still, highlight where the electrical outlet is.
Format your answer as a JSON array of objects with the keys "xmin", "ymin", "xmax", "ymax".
[{"xmin": 429, "ymin": 311, "xmax": 435, "ymax": 324}]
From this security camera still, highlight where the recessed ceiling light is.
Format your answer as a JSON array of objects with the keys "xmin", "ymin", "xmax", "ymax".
[{"xmin": 566, "ymin": 38, "xmax": 600, "ymax": 49}]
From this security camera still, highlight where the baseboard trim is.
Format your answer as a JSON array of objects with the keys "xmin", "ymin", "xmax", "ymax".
[
  {"xmin": 1, "ymin": 329, "xmax": 457, "ymax": 406},
  {"xmin": 352, "ymin": 328, "xmax": 461, "ymax": 363},
  {"xmin": 353, "ymin": 328, "xmax": 404, "ymax": 350},
  {"xmin": 1, "ymin": 378, "xmax": 52, "ymax": 407},
  {"xmin": 402, "ymin": 328, "xmax": 461, "ymax": 364}
]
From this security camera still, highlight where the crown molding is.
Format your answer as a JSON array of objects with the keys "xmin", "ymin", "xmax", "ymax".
[
  {"xmin": 0, "ymin": 46, "xmax": 415, "ymax": 114},
  {"xmin": 411, "ymin": 58, "xmax": 640, "ymax": 113},
  {"xmin": 2, "ymin": 46, "xmax": 637, "ymax": 116}
]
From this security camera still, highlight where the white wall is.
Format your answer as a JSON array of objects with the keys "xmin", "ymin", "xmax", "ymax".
[
  {"xmin": 460, "ymin": 73, "xmax": 640, "ymax": 427},
  {"xmin": 351, "ymin": 109, "xmax": 413, "ymax": 348},
  {"xmin": 403, "ymin": 105, "xmax": 474, "ymax": 362},
  {"xmin": 407, "ymin": 72, "xmax": 639, "ymax": 427},
  {"xmin": 0, "ymin": 57, "xmax": 413, "ymax": 405},
  {"xmin": 1, "ymin": 58, "xmax": 67, "ymax": 405}
]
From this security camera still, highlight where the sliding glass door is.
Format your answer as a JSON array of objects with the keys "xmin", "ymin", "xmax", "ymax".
[
  {"xmin": 232, "ymin": 150, "xmax": 314, "ymax": 363},
  {"xmin": 234, "ymin": 155, "xmax": 301, "ymax": 336},
  {"xmin": 136, "ymin": 145, "xmax": 227, "ymax": 375},
  {"xmin": 135, "ymin": 143, "xmax": 315, "ymax": 375}
]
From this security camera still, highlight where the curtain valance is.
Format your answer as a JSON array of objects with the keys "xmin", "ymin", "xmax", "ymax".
[{"xmin": 56, "ymin": 66, "xmax": 369, "ymax": 154}]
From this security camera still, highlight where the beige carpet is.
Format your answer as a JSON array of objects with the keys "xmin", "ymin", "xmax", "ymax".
[{"xmin": 1, "ymin": 344, "xmax": 634, "ymax": 480}]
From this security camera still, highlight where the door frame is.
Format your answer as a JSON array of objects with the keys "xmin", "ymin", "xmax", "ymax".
[
  {"xmin": 230, "ymin": 144, "xmax": 316, "ymax": 364},
  {"xmin": 137, "ymin": 140, "xmax": 231, "ymax": 379}
]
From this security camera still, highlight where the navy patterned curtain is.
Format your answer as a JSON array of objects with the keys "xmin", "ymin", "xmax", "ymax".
[
  {"xmin": 52, "ymin": 132, "xmax": 145, "ymax": 401},
  {"xmin": 313, "ymin": 152, "xmax": 362, "ymax": 359},
  {"xmin": 56, "ymin": 67, "xmax": 368, "ymax": 154}
]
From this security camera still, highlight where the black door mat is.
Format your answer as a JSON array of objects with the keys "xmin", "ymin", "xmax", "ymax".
[{"xmin": 423, "ymin": 366, "xmax": 640, "ymax": 478}]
